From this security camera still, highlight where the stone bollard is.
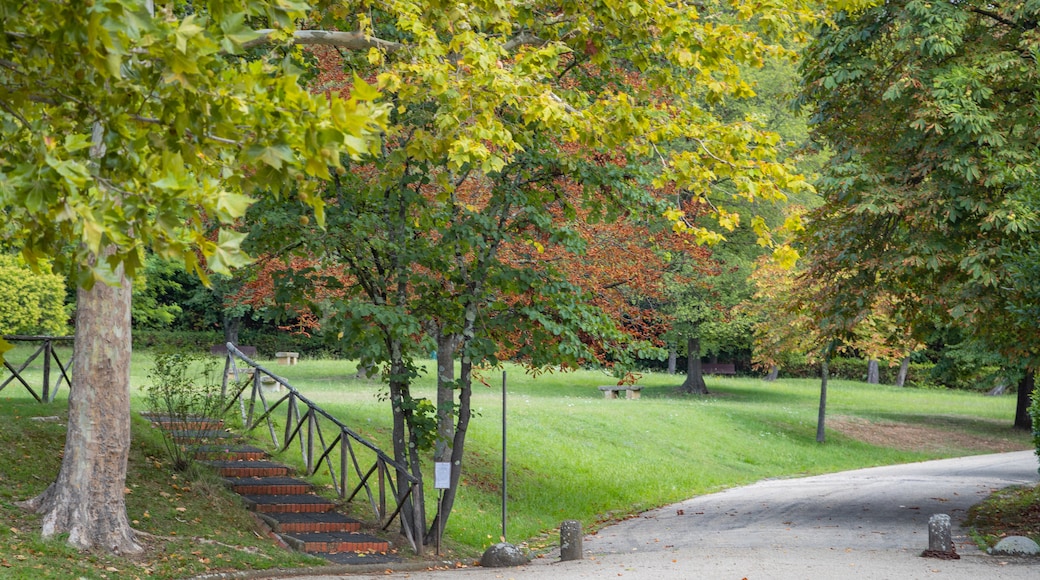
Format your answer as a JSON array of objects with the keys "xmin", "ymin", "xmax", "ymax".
[
  {"xmin": 922, "ymin": 513, "xmax": 959, "ymax": 559},
  {"xmin": 560, "ymin": 519, "xmax": 583, "ymax": 561},
  {"xmin": 928, "ymin": 514, "xmax": 953, "ymax": 552}
]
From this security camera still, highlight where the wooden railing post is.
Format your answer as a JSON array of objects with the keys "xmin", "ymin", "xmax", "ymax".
[
  {"xmin": 340, "ymin": 430, "xmax": 349, "ymax": 498},
  {"xmin": 378, "ymin": 459, "xmax": 387, "ymax": 522},
  {"xmin": 306, "ymin": 407, "xmax": 316, "ymax": 474},
  {"xmin": 42, "ymin": 339, "xmax": 52, "ymax": 402}
]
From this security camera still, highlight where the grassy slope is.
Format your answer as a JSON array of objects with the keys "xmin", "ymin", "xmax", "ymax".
[
  {"xmin": 0, "ymin": 347, "xmax": 1034, "ymax": 576},
  {"xmin": 263, "ymin": 359, "xmax": 1032, "ymax": 554}
]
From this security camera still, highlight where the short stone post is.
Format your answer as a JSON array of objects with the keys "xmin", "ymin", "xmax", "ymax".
[
  {"xmin": 560, "ymin": 519, "xmax": 583, "ymax": 561},
  {"xmin": 922, "ymin": 513, "xmax": 959, "ymax": 559},
  {"xmin": 928, "ymin": 514, "xmax": 952, "ymax": 552}
]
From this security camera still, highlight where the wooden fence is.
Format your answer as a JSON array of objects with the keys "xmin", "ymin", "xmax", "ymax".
[
  {"xmin": 218, "ymin": 343, "xmax": 425, "ymax": 554},
  {"xmin": 1, "ymin": 335, "xmax": 74, "ymax": 402}
]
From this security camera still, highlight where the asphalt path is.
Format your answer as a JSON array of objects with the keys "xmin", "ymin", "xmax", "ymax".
[{"xmin": 269, "ymin": 450, "xmax": 1039, "ymax": 580}]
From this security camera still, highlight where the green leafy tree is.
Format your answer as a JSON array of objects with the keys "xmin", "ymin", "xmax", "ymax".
[
  {"xmin": 276, "ymin": 0, "xmax": 825, "ymax": 545},
  {"xmin": 1, "ymin": 0, "xmax": 385, "ymax": 552},
  {"xmin": 799, "ymin": 0, "xmax": 1040, "ymax": 428}
]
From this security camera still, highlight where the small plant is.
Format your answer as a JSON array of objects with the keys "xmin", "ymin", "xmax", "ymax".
[{"xmin": 145, "ymin": 350, "xmax": 227, "ymax": 471}]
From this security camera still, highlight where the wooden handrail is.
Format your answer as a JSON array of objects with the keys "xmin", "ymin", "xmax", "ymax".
[
  {"xmin": 218, "ymin": 342, "xmax": 425, "ymax": 554},
  {"xmin": 1, "ymin": 335, "xmax": 74, "ymax": 402}
]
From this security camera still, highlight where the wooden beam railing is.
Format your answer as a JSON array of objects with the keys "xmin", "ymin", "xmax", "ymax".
[
  {"xmin": 218, "ymin": 343, "xmax": 425, "ymax": 555},
  {"xmin": 1, "ymin": 335, "xmax": 74, "ymax": 402}
]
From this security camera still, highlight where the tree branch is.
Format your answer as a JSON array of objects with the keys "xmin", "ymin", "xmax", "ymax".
[
  {"xmin": 968, "ymin": 7, "xmax": 1023, "ymax": 29},
  {"xmin": 244, "ymin": 29, "xmax": 404, "ymax": 52}
]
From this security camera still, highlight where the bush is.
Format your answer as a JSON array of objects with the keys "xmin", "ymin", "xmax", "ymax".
[
  {"xmin": 134, "ymin": 329, "xmax": 223, "ymax": 351},
  {"xmin": 133, "ymin": 328, "xmax": 340, "ymax": 359},
  {"xmin": 144, "ymin": 351, "xmax": 228, "ymax": 472},
  {"xmin": 775, "ymin": 356, "xmax": 935, "ymax": 387},
  {"xmin": 0, "ymin": 254, "xmax": 67, "ymax": 336}
]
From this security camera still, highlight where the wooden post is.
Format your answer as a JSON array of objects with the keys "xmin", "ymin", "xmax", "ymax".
[{"xmin": 42, "ymin": 339, "xmax": 52, "ymax": 402}]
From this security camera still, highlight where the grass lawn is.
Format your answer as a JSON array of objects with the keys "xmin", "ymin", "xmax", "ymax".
[{"xmin": 0, "ymin": 347, "xmax": 1034, "ymax": 577}]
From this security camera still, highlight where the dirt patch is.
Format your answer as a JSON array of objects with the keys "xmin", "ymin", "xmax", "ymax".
[{"xmin": 828, "ymin": 416, "xmax": 1031, "ymax": 454}]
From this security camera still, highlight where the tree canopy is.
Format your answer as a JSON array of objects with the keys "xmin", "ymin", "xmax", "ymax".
[{"xmin": 798, "ymin": 0, "xmax": 1040, "ymax": 423}]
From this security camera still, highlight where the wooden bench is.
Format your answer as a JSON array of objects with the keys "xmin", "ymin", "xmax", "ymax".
[
  {"xmin": 701, "ymin": 363, "xmax": 736, "ymax": 375},
  {"xmin": 598, "ymin": 385, "xmax": 642, "ymax": 400}
]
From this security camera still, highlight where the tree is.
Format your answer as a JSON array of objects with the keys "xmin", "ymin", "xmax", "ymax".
[
  {"xmin": 243, "ymin": 0, "xmax": 821, "ymax": 545},
  {"xmin": 799, "ymin": 0, "xmax": 1040, "ymax": 428},
  {"xmin": 1, "ymin": 0, "xmax": 385, "ymax": 552}
]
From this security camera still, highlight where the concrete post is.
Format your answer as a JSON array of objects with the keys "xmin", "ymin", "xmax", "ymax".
[
  {"xmin": 560, "ymin": 520, "xmax": 583, "ymax": 561},
  {"xmin": 927, "ymin": 514, "xmax": 953, "ymax": 553}
]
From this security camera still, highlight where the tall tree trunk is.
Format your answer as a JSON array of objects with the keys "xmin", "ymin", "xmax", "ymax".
[
  {"xmin": 766, "ymin": 365, "xmax": 779, "ymax": 382},
  {"xmin": 387, "ymin": 341, "xmax": 426, "ymax": 549},
  {"xmin": 667, "ymin": 344, "xmax": 677, "ymax": 375},
  {"xmin": 433, "ymin": 331, "xmax": 459, "ymax": 464},
  {"xmin": 817, "ymin": 342, "xmax": 835, "ymax": 444},
  {"xmin": 895, "ymin": 356, "xmax": 911, "ymax": 387},
  {"xmin": 1014, "ymin": 369, "xmax": 1034, "ymax": 431},
  {"xmin": 679, "ymin": 336, "xmax": 708, "ymax": 394},
  {"xmin": 18, "ymin": 262, "xmax": 141, "ymax": 554},
  {"xmin": 428, "ymin": 352, "xmax": 473, "ymax": 543},
  {"xmin": 222, "ymin": 312, "xmax": 242, "ymax": 346},
  {"xmin": 866, "ymin": 359, "xmax": 880, "ymax": 384}
]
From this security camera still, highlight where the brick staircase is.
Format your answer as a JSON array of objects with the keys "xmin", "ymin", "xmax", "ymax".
[{"xmin": 149, "ymin": 416, "xmax": 398, "ymax": 565}]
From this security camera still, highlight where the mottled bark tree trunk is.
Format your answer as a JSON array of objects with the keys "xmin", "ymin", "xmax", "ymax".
[
  {"xmin": 766, "ymin": 365, "xmax": 779, "ymax": 382},
  {"xmin": 19, "ymin": 263, "xmax": 141, "ymax": 554},
  {"xmin": 433, "ymin": 332, "xmax": 459, "ymax": 464},
  {"xmin": 866, "ymin": 359, "xmax": 880, "ymax": 384},
  {"xmin": 895, "ymin": 356, "xmax": 911, "ymax": 387},
  {"xmin": 667, "ymin": 344, "xmax": 677, "ymax": 375},
  {"xmin": 1014, "ymin": 369, "xmax": 1034, "ymax": 431},
  {"xmin": 679, "ymin": 337, "xmax": 708, "ymax": 394},
  {"xmin": 222, "ymin": 312, "xmax": 242, "ymax": 346}
]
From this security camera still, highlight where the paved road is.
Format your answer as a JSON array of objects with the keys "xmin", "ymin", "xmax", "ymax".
[{"xmin": 271, "ymin": 451, "xmax": 1040, "ymax": 580}]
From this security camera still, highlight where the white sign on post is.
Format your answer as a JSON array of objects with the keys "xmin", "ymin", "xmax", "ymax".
[{"xmin": 435, "ymin": 462, "xmax": 451, "ymax": 489}]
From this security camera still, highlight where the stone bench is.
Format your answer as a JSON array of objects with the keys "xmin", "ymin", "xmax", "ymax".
[
  {"xmin": 598, "ymin": 385, "xmax": 642, "ymax": 400},
  {"xmin": 275, "ymin": 351, "xmax": 299, "ymax": 365}
]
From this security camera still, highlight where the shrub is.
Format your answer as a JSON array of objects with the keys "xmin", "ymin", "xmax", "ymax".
[
  {"xmin": 144, "ymin": 351, "xmax": 228, "ymax": 472},
  {"xmin": 0, "ymin": 254, "xmax": 67, "ymax": 336},
  {"xmin": 775, "ymin": 356, "xmax": 934, "ymax": 387}
]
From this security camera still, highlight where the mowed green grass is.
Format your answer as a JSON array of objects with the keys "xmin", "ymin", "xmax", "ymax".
[{"xmin": 1, "ymin": 346, "xmax": 1032, "ymax": 560}]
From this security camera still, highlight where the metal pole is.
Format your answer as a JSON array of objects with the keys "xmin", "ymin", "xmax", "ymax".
[{"xmin": 501, "ymin": 370, "xmax": 507, "ymax": 541}]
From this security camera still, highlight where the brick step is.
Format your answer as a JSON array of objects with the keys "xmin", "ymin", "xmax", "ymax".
[
  {"xmin": 319, "ymin": 551, "xmax": 399, "ymax": 565},
  {"xmin": 226, "ymin": 476, "xmax": 312, "ymax": 496},
  {"xmin": 280, "ymin": 531, "xmax": 390, "ymax": 554},
  {"xmin": 168, "ymin": 429, "xmax": 235, "ymax": 443},
  {"xmin": 242, "ymin": 494, "xmax": 337, "ymax": 514},
  {"xmin": 205, "ymin": 460, "xmax": 293, "ymax": 478},
  {"xmin": 146, "ymin": 415, "xmax": 225, "ymax": 431},
  {"xmin": 195, "ymin": 444, "xmax": 269, "ymax": 461},
  {"xmin": 258, "ymin": 511, "xmax": 362, "ymax": 534}
]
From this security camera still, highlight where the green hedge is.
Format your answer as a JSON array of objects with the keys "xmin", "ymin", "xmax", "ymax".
[
  {"xmin": 133, "ymin": 328, "xmax": 338, "ymax": 359},
  {"xmin": 774, "ymin": 356, "xmax": 1011, "ymax": 391},
  {"xmin": 776, "ymin": 356, "xmax": 935, "ymax": 387}
]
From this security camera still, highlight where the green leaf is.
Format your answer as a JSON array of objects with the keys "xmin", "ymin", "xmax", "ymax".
[
  {"xmin": 207, "ymin": 229, "xmax": 253, "ymax": 274},
  {"xmin": 215, "ymin": 191, "xmax": 255, "ymax": 220}
]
